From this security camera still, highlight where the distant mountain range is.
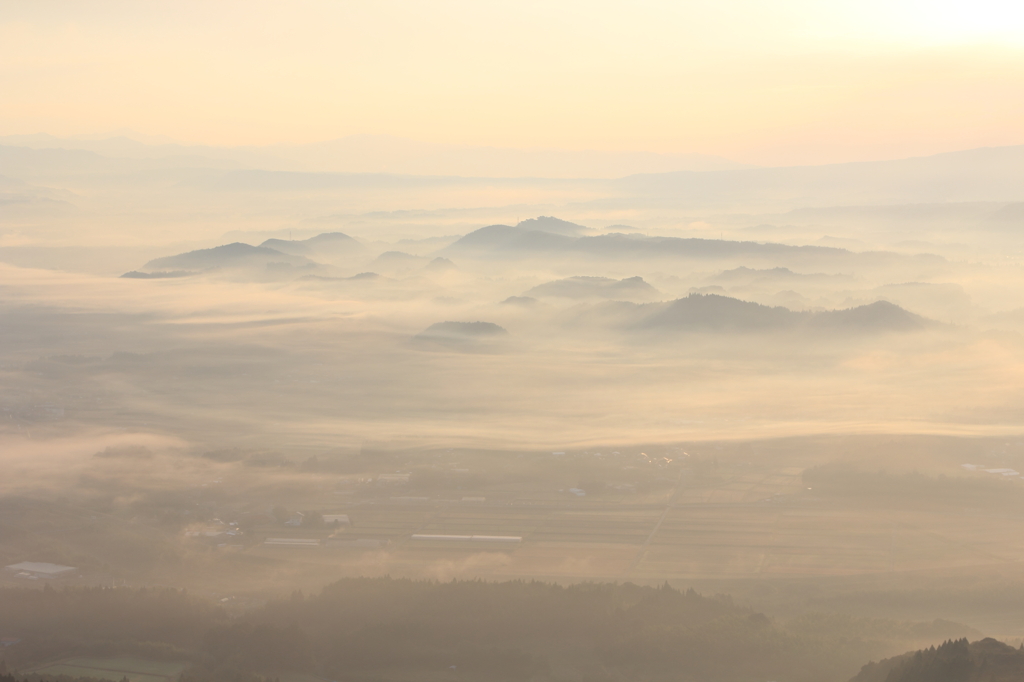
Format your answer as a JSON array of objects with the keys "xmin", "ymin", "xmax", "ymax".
[
  {"xmin": 586, "ymin": 294, "xmax": 935, "ymax": 335},
  {"xmin": 128, "ymin": 229, "xmax": 933, "ymax": 334},
  {"xmin": 371, "ymin": 251, "xmax": 430, "ymax": 271},
  {"xmin": 0, "ymin": 133, "xmax": 751, "ymax": 178},
  {"xmin": 612, "ymin": 145, "xmax": 1024, "ymax": 209},
  {"xmin": 526, "ymin": 276, "xmax": 661, "ymax": 302},
  {"xmin": 142, "ymin": 243, "xmax": 312, "ymax": 271},
  {"xmin": 138, "ymin": 223, "xmax": 866, "ymax": 275},
  {"xmin": 414, "ymin": 321, "xmax": 509, "ymax": 350},
  {"xmin": 3, "ymin": 141, "xmax": 1023, "ymax": 212},
  {"xmin": 442, "ymin": 223, "xmax": 944, "ymax": 269},
  {"xmin": 410, "ymin": 296, "xmax": 931, "ymax": 342},
  {"xmin": 419, "ymin": 321, "xmax": 508, "ymax": 338},
  {"xmin": 258, "ymin": 232, "xmax": 366, "ymax": 257},
  {"xmin": 136, "ymin": 232, "xmax": 369, "ymax": 273},
  {"xmin": 514, "ymin": 216, "xmax": 596, "ymax": 236},
  {"xmin": 127, "ymin": 213, "xmax": 953, "ymax": 321},
  {"xmin": 120, "ymin": 270, "xmax": 192, "ymax": 279},
  {"xmin": 710, "ymin": 266, "xmax": 853, "ymax": 285}
]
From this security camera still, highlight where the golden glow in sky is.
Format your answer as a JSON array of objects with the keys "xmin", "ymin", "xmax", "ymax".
[{"xmin": 1, "ymin": 0, "xmax": 1022, "ymax": 165}]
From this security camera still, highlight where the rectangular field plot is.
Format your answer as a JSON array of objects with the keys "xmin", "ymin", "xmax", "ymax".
[
  {"xmin": 275, "ymin": 674, "xmax": 336, "ymax": 682},
  {"xmin": 28, "ymin": 656, "xmax": 187, "ymax": 682},
  {"xmin": 238, "ymin": 476, "xmax": 1024, "ymax": 583},
  {"xmin": 633, "ymin": 547, "xmax": 769, "ymax": 578},
  {"xmin": 651, "ymin": 507, "xmax": 780, "ymax": 547},
  {"xmin": 413, "ymin": 508, "xmax": 546, "ymax": 538},
  {"xmin": 631, "ymin": 501, "xmax": 1024, "ymax": 579},
  {"xmin": 341, "ymin": 507, "xmax": 438, "ymax": 539},
  {"xmin": 497, "ymin": 542, "xmax": 638, "ymax": 578},
  {"xmin": 528, "ymin": 509, "xmax": 661, "ymax": 544}
]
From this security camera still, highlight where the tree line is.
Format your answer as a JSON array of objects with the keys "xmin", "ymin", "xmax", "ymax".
[{"xmin": 0, "ymin": 579, "xmax": 978, "ymax": 682}]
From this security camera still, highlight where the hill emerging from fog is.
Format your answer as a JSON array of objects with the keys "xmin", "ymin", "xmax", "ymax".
[
  {"xmin": 527, "ymin": 275, "xmax": 661, "ymax": 301},
  {"xmin": 142, "ymin": 243, "xmax": 313, "ymax": 272},
  {"xmin": 372, "ymin": 251, "xmax": 430, "ymax": 272},
  {"xmin": 442, "ymin": 225, "xmax": 941, "ymax": 269},
  {"xmin": 414, "ymin": 321, "xmax": 509, "ymax": 351},
  {"xmin": 259, "ymin": 231, "xmax": 366, "ymax": 257},
  {"xmin": 417, "ymin": 321, "xmax": 508, "ymax": 339},
  {"xmin": 711, "ymin": 266, "xmax": 854, "ymax": 285},
  {"xmin": 443, "ymin": 223, "xmax": 577, "ymax": 253},
  {"xmin": 628, "ymin": 294, "xmax": 933, "ymax": 334},
  {"xmin": 515, "ymin": 216, "xmax": 595, "ymax": 236}
]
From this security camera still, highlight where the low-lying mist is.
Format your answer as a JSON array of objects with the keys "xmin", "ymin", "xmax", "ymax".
[{"xmin": 5, "ymin": 138, "xmax": 1024, "ymax": 682}]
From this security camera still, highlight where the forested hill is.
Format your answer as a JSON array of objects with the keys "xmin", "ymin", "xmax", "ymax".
[
  {"xmin": 851, "ymin": 638, "xmax": 1024, "ymax": 682},
  {"xmin": 0, "ymin": 579, "xmax": 977, "ymax": 682}
]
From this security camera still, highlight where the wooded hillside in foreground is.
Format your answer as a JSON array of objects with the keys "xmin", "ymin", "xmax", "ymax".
[
  {"xmin": 852, "ymin": 637, "xmax": 1024, "ymax": 682},
  {"xmin": 0, "ymin": 579, "xmax": 978, "ymax": 682}
]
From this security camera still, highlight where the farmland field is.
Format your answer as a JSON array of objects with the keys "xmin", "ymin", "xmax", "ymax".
[
  {"xmin": 25, "ymin": 656, "xmax": 187, "ymax": 682},
  {"xmin": 234, "ymin": 437, "xmax": 1024, "ymax": 592}
]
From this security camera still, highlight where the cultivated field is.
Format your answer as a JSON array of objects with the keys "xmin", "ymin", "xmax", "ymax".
[
  {"xmin": 25, "ymin": 656, "xmax": 187, "ymax": 682},
  {"xmin": 238, "ymin": 436, "xmax": 1024, "ymax": 588}
]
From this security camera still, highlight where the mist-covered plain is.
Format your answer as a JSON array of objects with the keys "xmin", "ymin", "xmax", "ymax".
[{"xmin": 4, "ymin": 137, "xmax": 1024, "ymax": 681}]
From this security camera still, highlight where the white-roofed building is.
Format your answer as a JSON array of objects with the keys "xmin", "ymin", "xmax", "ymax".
[
  {"xmin": 263, "ymin": 538, "xmax": 320, "ymax": 547},
  {"xmin": 5, "ymin": 562, "xmax": 77, "ymax": 579}
]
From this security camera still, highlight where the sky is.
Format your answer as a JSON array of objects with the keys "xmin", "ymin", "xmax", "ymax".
[{"xmin": 1, "ymin": 0, "xmax": 1023, "ymax": 166}]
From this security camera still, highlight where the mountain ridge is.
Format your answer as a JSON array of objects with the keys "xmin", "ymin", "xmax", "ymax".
[
  {"xmin": 143, "ymin": 242, "xmax": 312, "ymax": 272},
  {"xmin": 612, "ymin": 294, "xmax": 934, "ymax": 334}
]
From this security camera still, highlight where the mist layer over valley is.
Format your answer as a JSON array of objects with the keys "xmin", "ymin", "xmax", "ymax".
[
  {"xmin": 5, "ymin": 143, "xmax": 1024, "ymax": 450},
  {"xmin": 4, "ymin": 137, "xmax": 1024, "ymax": 682}
]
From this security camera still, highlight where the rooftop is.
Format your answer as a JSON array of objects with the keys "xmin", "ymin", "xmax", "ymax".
[{"xmin": 5, "ymin": 562, "xmax": 77, "ymax": 575}]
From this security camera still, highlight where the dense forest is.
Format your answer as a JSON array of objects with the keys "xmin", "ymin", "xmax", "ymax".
[
  {"xmin": 0, "ymin": 579, "xmax": 979, "ymax": 682},
  {"xmin": 852, "ymin": 637, "xmax": 1024, "ymax": 682}
]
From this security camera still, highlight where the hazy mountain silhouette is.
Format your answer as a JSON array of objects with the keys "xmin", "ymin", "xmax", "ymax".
[
  {"xmin": 634, "ymin": 294, "xmax": 932, "ymax": 334},
  {"xmin": 447, "ymin": 226, "xmax": 846, "ymax": 260},
  {"xmin": 6, "ymin": 144, "xmax": 1024, "ymax": 219},
  {"xmin": 515, "ymin": 216, "xmax": 595, "ymax": 236},
  {"xmin": 641, "ymin": 294, "xmax": 794, "ymax": 331},
  {"xmin": 527, "ymin": 275, "xmax": 661, "ymax": 301},
  {"xmin": 808, "ymin": 300, "xmax": 933, "ymax": 332},
  {"xmin": 419, "ymin": 321, "xmax": 508, "ymax": 338},
  {"xmin": 120, "ymin": 270, "xmax": 193, "ymax": 279},
  {"xmin": 987, "ymin": 202, "xmax": 1024, "ymax": 226},
  {"xmin": 444, "ymin": 224, "xmax": 576, "ymax": 254},
  {"xmin": 711, "ymin": 266, "xmax": 852, "ymax": 285},
  {"xmin": 372, "ymin": 251, "xmax": 429, "ymax": 271},
  {"xmin": 424, "ymin": 256, "xmax": 457, "ymax": 272},
  {"xmin": 444, "ymin": 226, "xmax": 946, "ymax": 271},
  {"xmin": 298, "ymin": 271, "xmax": 381, "ymax": 282},
  {"xmin": 0, "ymin": 133, "xmax": 752, "ymax": 177},
  {"xmin": 259, "ymin": 231, "xmax": 366, "ymax": 257},
  {"xmin": 413, "ymin": 321, "xmax": 509, "ymax": 351},
  {"xmin": 783, "ymin": 202, "xmax": 1009, "ymax": 230},
  {"xmin": 143, "ymin": 243, "xmax": 312, "ymax": 272},
  {"xmin": 501, "ymin": 295, "xmax": 538, "ymax": 306},
  {"xmin": 613, "ymin": 145, "xmax": 1024, "ymax": 208}
]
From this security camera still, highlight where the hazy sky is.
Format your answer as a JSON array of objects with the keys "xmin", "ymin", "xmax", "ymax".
[{"xmin": 2, "ymin": 0, "xmax": 1022, "ymax": 165}]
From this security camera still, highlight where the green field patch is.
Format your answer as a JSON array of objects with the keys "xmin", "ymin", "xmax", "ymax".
[
  {"xmin": 27, "ymin": 656, "xmax": 187, "ymax": 682},
  {"xmin": 274, "ymin": 673, "xmax": 338, "ymax": 682}
]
